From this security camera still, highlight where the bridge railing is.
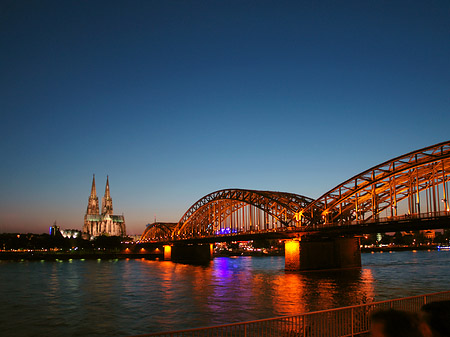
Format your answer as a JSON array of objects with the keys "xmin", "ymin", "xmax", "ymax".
[
  {"xmin": 131, "ymin": 291, "xmax": 450, "ymax": 337},
  {"xmin": 143, "ymin": 210, "xmax": 450, "ymax": 242},
  {"xmin": 310, "ymin": 210, "xmax": 450, "ymax": 230},
  {"xmin": 348, "ymin": 210, "xmax": 450, "ymax": 227}
]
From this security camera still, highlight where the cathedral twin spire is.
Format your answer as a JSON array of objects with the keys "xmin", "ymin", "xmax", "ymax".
[
  {"xmin": 87, "ymin": 174, "xmax": 113, "ymax": 216},
  {"xmin": 102, "ymin": 176, "xmax": 113, "ymax": 215}
]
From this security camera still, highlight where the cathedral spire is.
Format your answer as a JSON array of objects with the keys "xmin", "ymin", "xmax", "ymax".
[
  {"xmin": 105, "ymin": 175, "xmax": 110, "ymax": 199},
  {"xmin": 86, "ymin": 174, "xmax": 99, "ymax": 215},
  {"xmin": 90, "ymin": 174, "xmax": 97, "ymax": 197},
  {"xmin": 102, "ymin": 175, "xmax": 113, "ymax": 215}
]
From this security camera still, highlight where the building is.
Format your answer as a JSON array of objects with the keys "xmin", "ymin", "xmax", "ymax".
[
  {"xmin": 49, "ymin": 222, "xmax": 81, "ymax": 238},
  {"xmin": 49, "ymin": 222, "xmax": 60, "ymax": 236},
  {"xmin": 60, "ymin": 229, "xmax": 82, "ymax": 239},
  {"xmin": 83, "ymin": 175, "xmax": 126, "ymax": 238},
  {"xmin": 423, "ymin": 230, "xmax": 435, "ymax": 240}
]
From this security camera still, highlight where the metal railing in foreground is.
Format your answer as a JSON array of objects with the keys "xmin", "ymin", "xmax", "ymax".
[{"xmin": 132, "ymin": 291, "xmax": 450, "ymax": 337}]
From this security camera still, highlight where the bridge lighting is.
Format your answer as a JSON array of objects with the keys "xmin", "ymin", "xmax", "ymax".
[
  {"xmin": 143, "ymin": 142, "xmax": 450, "ymax": 244},
  {"xmin": 294, "ymin": 211, "xmax": 303, "ymax": 221}
]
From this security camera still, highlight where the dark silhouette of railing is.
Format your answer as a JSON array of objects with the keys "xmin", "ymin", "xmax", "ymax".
[{"xmin": 131, "ymin": 291, "xmax": 450, "ymax": 337}]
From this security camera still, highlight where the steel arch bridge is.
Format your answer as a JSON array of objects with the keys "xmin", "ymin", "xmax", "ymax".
[
  {"xmin": 141, "ymin": 222, "xmax": 177, "ymax": 242},
  {"xmin": 173, "ymin": 189, "xmax": 315, "ymax": 240},
  {"xmin": 141, "ymin": 190, "xmax": 315, "ymax": 241},
  {"xmin": 298, "ymin": 140, "xmax": 450, "ymax": 231},
  {"xmin": 141, "ymin": 141, "xmax": 450, "ymax": 242}
]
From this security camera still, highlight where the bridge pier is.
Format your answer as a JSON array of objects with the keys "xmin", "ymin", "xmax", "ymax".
[
  {"xmin": 163, "ymin": 243, "xmax": 213, "ymax": 264},
  {"xmin": 285, "ymin": 237, "xmax": 361, "ymax": 271},
  {"xmin": 163, "ymin": 245, "xmax": 172, "ymax": 261}
]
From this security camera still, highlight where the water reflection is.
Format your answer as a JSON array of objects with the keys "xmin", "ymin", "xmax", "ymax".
[
  {"xmin": 272, "ymin": 272, "xmax": 307, "ymax": 315},
  {"xmin": 202, "ymin": 257, "xmax": 376, "ymax": 322},
  {"xmin": 0, "ymin": 251, "xmax": 449, "ymax": 337},
  {"xmin": 271, "ymin": 268, "xmax": 376, "ymax": 316}
]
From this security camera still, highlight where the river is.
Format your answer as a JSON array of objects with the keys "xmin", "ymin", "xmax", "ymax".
[{"xmin": 1, "ymin": 250, "xmax": 449, "ymax": 336}]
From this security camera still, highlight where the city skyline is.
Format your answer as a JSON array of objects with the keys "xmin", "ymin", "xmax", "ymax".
[{"xmin": 1, "ymin": 1, "xmax": 449, "ymax": 235}]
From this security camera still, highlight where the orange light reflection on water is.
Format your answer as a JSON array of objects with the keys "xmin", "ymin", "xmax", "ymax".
[
  {"xmin": 135, "ymin": 257, "xmax": 377, "ymax": 327},
  {"xmin": 271, "ymin": 268, "xmax": 376, "ymax": 316}
]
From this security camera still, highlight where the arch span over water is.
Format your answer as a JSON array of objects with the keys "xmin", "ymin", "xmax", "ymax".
[
  {"xmin": 141, "ymin": 141, "xmax": 450, "ymax": 241},
  {"xmin": 299, "ymin": 140, "xmax": 450, "ymax": 229},
  {"xmin": 172, "ymin": 189, "xmax": 315, "ymax": 239}
]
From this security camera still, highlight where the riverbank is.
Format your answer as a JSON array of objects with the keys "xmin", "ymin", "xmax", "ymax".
[
  {"xmin": 361, "ymin": 245, "xmax": 440, "ymax": 253},
  {"xmin": 1, "ymin": 244, "xmax": 446, "ymax": 261},
  {"xmin": 0, "ymin": 251, "xmax": 163, "ymax": 261}
]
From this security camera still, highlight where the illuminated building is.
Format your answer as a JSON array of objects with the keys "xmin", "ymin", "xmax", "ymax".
[
  {"xmin": 49, "ymin": 222, "xmax": 60, "ymax": 236},
  {"xmin": 83, "ymin": 175, "xmax": 126, "ymax": 238},
  {"xmin": 423, "ymin": 230, "xmax": 435, "ymax": 240},
  {"xmin": 60, "ymin": 229, "xmax": 82, "ymax": 239}
]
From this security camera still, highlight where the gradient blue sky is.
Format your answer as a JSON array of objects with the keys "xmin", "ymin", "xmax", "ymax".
[{"xmin": 1, "ymin": 0, "xmax": 449, "ymax": 235}]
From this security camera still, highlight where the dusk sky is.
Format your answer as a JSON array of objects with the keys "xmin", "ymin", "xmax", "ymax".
[{"xmin": 1, "ymin": 1, "xmax": 449, "ymax": 235}]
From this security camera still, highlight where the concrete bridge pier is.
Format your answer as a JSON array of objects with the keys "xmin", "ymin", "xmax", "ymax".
[
  {"xmin": 285, "ymin": 237, "xmax": 361, "ymax": 271},
  {"xmin": 163, "ymin": 243, "xmax": 213, "ymax": 264}
]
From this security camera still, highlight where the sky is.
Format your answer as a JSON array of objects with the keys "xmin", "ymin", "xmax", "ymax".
[{"xmin": 1, "ymin": 0, "xmax": 449, "ymax": 235}]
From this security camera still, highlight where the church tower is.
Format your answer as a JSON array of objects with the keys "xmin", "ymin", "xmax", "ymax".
[
  {"xmin": 83, "ymin": 175, "xmax": 126, "ymax": 238},
  {"xmin": 86, "ymin": 174, "xmax": 99, "ymax": 215},
  {"xmin": 102, "ymin": 175, "xmax": 113, "ymax": 215}
]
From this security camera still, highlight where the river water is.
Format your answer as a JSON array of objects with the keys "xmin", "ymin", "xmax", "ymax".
[{"xmin": 1, "ymin": 250, "xmax": 449, "ymax": 337}]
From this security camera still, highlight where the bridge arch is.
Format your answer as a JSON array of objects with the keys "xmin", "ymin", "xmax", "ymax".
[
  {"xmin": 141, "ymin": 222, "xmax": 177, "ymax": 241},
  {"xmin": 299, "ymin": 141, "xmax": 450, "ymax": 228},
  {"xmin": 172, "ymin": 189, "xmax": 314, "ymax": 239}
]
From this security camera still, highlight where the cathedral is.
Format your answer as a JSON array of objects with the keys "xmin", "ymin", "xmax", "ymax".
[{"xmin": 83, "ymin": 175, "xmax": 126, "ymax": 238}]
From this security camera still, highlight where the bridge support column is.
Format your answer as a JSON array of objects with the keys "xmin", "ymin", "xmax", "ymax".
[
  {"xmin": 170, "ymin": 243, "xmax": 212, "ymax": 264},
  {"xmin": 285, "ymin": 239, "xmax": 301, "ymax": 271},
  {"xmin": 285, "ymin": 237, "xmax": 361, "ymax": 271},
  {"xmin": 163, "ymin": 245, "xmax": 172, "ymax": 261}
]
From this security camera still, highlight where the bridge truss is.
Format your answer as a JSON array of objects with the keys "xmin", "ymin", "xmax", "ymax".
[
  {"xmin": 171, "ymin": 189, "xmax": 315, "ymax": 240},
  {"xmin": 141, "ymin": 141, "xmax": 450, "ymax": 242},
  {"xmin": 299, "ymin": 140, "xmax": 450, "ymax": 230},
  {"xmin": 141, "ymin": 222, "xmax": 177, "ymax": 241}
]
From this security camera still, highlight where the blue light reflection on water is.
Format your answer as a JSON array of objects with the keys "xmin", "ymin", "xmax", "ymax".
[{"xmin": 0, "ymin": 251, "xmax": 449, "ymax": 337}]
